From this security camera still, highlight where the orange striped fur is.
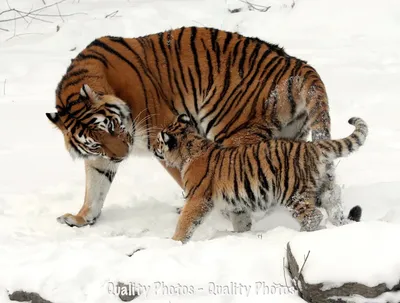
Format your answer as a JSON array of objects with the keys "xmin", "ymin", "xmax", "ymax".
[
  {"xmin": 153, "ymin": 114, "xmax": 367, "ymax": 243},
  {"xmin": 46, "ymin": 27, "xmax": 345, "ymax": 227}
]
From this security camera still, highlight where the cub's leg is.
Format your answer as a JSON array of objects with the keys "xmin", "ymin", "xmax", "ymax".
[
  {"xmin": 57, "ymin": 158, "xmax": 119, "ymax": 227},
  {"xmin": 318, "ymin": 182, "xmax": 361, "ymax": 225},
  {"xmin": 286, "ymin": 192, "xmax": 324, "ymax": 232},
  {"xmin": 230, "ymin": 209, "xmax": 252, "ymax": 233},
  {"xmin": 172, "ymin": 197, "xmax": 214, "ymax": 244}
]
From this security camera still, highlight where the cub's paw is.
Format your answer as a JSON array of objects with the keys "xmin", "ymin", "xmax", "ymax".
[{"xmin": 57, "ymin": 213, "xmax": 98, "ymax": 227}]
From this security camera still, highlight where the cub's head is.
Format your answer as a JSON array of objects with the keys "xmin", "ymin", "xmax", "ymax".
[
  {"xmin": 46, "ymin": 84, "xmax": 134, "ymax": 163},
  {"xmin": 152, "ymin": 114, "xmax": 196, "ymax": 167}
]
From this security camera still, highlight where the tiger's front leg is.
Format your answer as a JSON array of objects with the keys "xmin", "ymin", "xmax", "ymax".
[
  {"xmin": 172, "ymin": 197, "xmax": 214, "ymax": 244},
  {"xmin": 57, "ymin": 157, "xmax": 119, "ymax": 227}
]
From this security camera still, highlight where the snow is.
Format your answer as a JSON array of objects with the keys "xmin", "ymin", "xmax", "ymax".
[
  {"xmin": 0, "ymin": 0, "xmax": 400, "ymax": 302},
  {"xmin": 289, "ymin": 221, "xmax": 400, "ymax": 290}
]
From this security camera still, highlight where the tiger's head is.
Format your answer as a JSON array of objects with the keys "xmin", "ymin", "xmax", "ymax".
[
  {"xmin": 152, "ymin": 113, "xmax": 200, "ymax": 169},
  {"xmin": 46, "ymin": 84, "xmax": 134, "ymax": 163}
]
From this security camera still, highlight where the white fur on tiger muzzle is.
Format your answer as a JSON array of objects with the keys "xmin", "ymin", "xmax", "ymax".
[{"xmin": 153, "ymin": 133, "xmax": 165, "ymax": 160}]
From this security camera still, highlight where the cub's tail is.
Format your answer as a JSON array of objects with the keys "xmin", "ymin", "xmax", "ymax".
[{"xmin": 316, "ymin": 117, "xmax": 368, "ymax": 160}]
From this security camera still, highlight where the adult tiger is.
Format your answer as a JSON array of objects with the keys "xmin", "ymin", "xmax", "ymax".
[{"xmin": 46, "ymin": 26, "xmax": 356, "ymax": 227}]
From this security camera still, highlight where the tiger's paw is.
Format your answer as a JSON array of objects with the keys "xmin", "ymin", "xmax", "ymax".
[{"xmin": 57, "ymin": 213, "xmax": 98, "ymax": 227}]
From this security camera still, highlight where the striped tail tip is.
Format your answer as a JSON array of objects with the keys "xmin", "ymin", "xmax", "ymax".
[
  {"xmin": 348, "ymin": 117, "xmax": 359, "ymax": 125},
  {"xmin": 348, "ymin": 205, "xmax": 362, "ymax": 222}
]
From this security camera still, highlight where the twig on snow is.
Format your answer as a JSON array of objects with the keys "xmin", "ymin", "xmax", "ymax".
[
  {"xmin": 127, "ymin": 247, "xmax": 145, "ymax": 257},
  {"xmin": 55, "ymin": 2, "xmax": 64, "ymax": 22},
  {"xmin": 283, "ymin": 256, "xmax": 289, "ymax": 287},
  {"xmin": 0, "ymin": 0, "xmax": 86, "ymax": 24},
  {"xmin": 105, "ymin": 10, "xmax": 119, "ymax": 19},
  {"xmin": 228, "ymin": 8, "xmax": 242, "ymax": 14},
  {"xmin": 6, "ymin": 0, "xmax": 29, "ymax": 24},
  {"xmin": 298, "ymin": 250, "xmax": 311, "ymax": 279},
  {"xmin": 6, "ymin": 32, "xmax": 44, "ymax": 41},
  {"xmin": 239, "ymin": 0, "xmax": 271, "ymax": 12},
  {"xmin": 290, "ymin": 250, "xmax": 311, "ymax": 291}
]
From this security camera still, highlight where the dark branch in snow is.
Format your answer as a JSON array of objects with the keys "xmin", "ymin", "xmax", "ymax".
[
  {"xmin": 228, "ymin": 8, "xmax": 242, "ymax": 14},
  {"xmin": 286, "ymin": 242, "xmax": 400, "ymax": 302},
  {"xmin": 239, "ymin": 0, "xmax": 271, "ymax": 12},
  {"xmin": 0, "ymin": 0, "xmax": 86, "ymax": 24},
  {"xmin": 56, "ymin": 2, "xmax": 64, "ymax": 23},
  {"xmin": 6, "ymin": 33, "xmax": 45, "ymax": 42},
  {"xmin": 298, "ymin": 249, "xmax": 311, "ymax": 280},
  {"xmin": 105, "ymin": 10, "xmax": 119, "ymax": 19},
  {"xmin": 127, "ymin": 247, "xmax": 145, "ymax": 257}
]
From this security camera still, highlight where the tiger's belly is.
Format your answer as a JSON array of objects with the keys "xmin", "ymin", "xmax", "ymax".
[{"xmin": 218, "ymin": 189, "xmax": 278, "ymax": 213}]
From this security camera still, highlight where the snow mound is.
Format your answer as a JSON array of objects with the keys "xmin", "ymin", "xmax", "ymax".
[{"xmin": 289, "ymin": 221, "xmax": 400, "ymax": 290}]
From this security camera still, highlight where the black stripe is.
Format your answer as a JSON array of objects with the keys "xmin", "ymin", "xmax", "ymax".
[
  {"xmin": 254, "ymin": 143, "xmax": 269, "ymax": 192},
  {"xmin": 157, "ymin": 32, "xmax": 175, "ymax": 95},
  {"xmin": 177, "ymin": 27, "xmax": 185, "ymax": 50},
  {"xmin": 94, "ymin": 167, "xmax": 116, "ymax": 183},
  {"xmin": 287, "ymin": 74, "xmax": 296, "ymax": 117},
  {"xmin": 75, "ymin": 53, "xmax": 109, "ymax": 68},
  {"xmin": 202, "ymin": 39, "xmax": 214, "ymax": 97},
  {"xmin": 281, "ymin": 141, "xmax": 293, "ymax": 203},
  {"xmin": 149, "ymin": 39, "xmax": 162, "ymax": 82},
  {"xmin": 232, "ymin": 40, "xmax": 241, "ymax": 65},
  {"xmin": 223, "ymin": 32, "xmax": 233, "ymax": 53},
  {"xmin": 188, "ymin": 68, "xmax": 199, "ymax": 114},
  {"xmin": 190, "ymin": 27, "xmax": 202, "ymax": 95},
  {"xmin": 344, "ymin": 138, "xmax": 354, "ymax": 152},
  {"xmin": 175, "ymin": 33, "xmax": 188, "ymax": 93},
  {"xmin": 351, "ymin": 134, "xmax": 362, "ymax": 146},
  {"xmin": 238, "ymin": 39, "xmax": 250, "ymax": 78},
  {"xmin": 233, "ymin": 149, "xmax": 240, "ymax": 199},
  {"xmin": 209, "ymin": 28, "xmax": 221, "ymax": 72}
]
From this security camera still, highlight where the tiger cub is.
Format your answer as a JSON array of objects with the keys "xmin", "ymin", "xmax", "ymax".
[{"xmin": 153, "ymin": 114, "xmax": 367, "ymax": 243}]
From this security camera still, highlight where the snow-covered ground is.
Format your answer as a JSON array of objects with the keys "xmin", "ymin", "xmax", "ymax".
[{"xmin": 1, "ymin": 0, "xmax": 400, "ymax": 302}]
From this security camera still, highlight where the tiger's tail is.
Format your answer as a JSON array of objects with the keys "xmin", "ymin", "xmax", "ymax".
[{"xmin": 316, "ymin": 117, "xmax": 368, "ymax": 160}]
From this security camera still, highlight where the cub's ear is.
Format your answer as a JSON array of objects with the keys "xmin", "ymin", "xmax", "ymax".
[
  {"xmin": 176, "ymin": 113, "xmax": 192, "ymax": 125},
  {"xmin": 162, "ymin": 132, "xmax": 177, "ymax": 150},
  {"xmin": 46, "ymin": 112, "xmax": 65, "ymax": 131},
  {"xmin": 80, "ymin": 84, "xmax": 100, "ymax": 102}
]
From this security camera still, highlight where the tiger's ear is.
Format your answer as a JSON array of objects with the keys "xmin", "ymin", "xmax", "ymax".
[
  {"xmin": 46, "ymin": 112, "xmax": 66, "ymax": 131},
  {"xmin": 176, "ymin": 114, "xmax": 192, "ymax": 125},
  {"xmin": 162, "ymin": 132, "xmax": 177, "ymax": 150},
  {"xmin": 80, "ymin": 84, "xmax": 100, "ymax": 102}
]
